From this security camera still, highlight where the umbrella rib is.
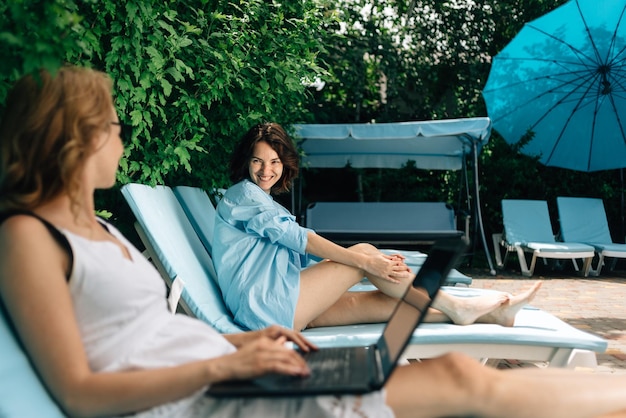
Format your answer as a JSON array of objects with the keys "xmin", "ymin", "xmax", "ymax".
[
  {"xmin": 603, "ymin": 1, "xmax": 626, "ymax": 68},
  {"xmin": 490, "ymin": 56, "xmax": 595, "ymax": 72},
  {"xmin": 587, "ymin": 92, "xmax": 602, "ymax": 171},
  {"xmin": 607, "ymin": 92, "xmax": 626, "ymax": 160},
  {"xmin": 585, "ymin": 90, "xmax": 626, "ymax": 171},
  {"xmin": 526, "ymin": 23, "xmax": 596, "ymax": 68},
  {"xmin": 576, "ymin": 0, "xmax": 604, "ymax": 66},
  {"xmin": 483, "ymin": 62, "xmax": 591, "ymax": 94},
  {"xmin": 487, "ymin": 67, "xmax": 598, "ymax": 125},
  {"xmin": 544, "ymin": 71, "xmax": 600, "ymax": 166}
]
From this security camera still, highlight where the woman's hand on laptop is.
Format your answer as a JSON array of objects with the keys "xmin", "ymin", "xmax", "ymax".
[
  {"xmin": 208, "ymin": 335, "xmax": 312, "ymax": 382},
  {"xmin": 258, "ymin": 325, "xmax": 318, "ymax": 353},
  {"xmin": 224, "ymin": 325, "xmax": 318, "ymax": 353}
]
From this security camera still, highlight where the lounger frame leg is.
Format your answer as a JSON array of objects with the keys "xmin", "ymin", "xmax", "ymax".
[
  {"xmin": 581, "ymin": 257, "xmax": 592, "ymax": 277},
  {"xmin": 514, "ymin": 248, "xmax": 592, "ymax": 278},
  {"xmin": 590, "ymin": 253, "xmax": 606, "ymax": 277},
  {"xmin": 517, "ymin": 247, "xmax": 535, "ymax": 277},
  {"xmin": 492, "ymin": 233, "xmax": 515, "ymax": 269},
  {"xmin": 590, "ymin": 253, "xmax": 622, "ymax": 276},
  {"xmin": 492, "ymin": 233, "xmax": 504, "ymax": 267}
]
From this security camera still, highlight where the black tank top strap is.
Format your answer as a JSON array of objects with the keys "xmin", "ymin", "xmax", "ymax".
[{"xmin": 0, "ymin": 210, "xmax": 73, "ymax": 281}]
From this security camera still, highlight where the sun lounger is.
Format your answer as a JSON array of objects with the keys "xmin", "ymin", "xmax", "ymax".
[
  {"xmin": 493, "ymin": 199, "xmax": 595, "ymax": 277},
  {"xmin": 557, "ymin": 196, "xmax": 626, "ymax": 276},
  {"xmin": 0, "ymin": 306, "xmax": 65, "ymax": 417},
  {"xmin": 121, "ymin": 183, "xmax": 607, "ymax": 368}
]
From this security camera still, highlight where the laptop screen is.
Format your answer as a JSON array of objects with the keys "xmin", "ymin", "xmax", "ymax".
[
  {"xmin": 381, "ymin": 288, "xmax": 429, "ymax": 364},
  {"xmin": 376, "ymin": 239, "xmax": 466, "ymax": 378}
]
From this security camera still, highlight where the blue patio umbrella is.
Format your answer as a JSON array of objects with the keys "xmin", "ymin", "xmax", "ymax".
[{"xmin": 482, "ymin": 0, "xmax": 626, "ymax": 173}]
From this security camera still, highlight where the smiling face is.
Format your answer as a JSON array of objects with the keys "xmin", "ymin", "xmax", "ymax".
[{"xmin": 248, "ymin": 140, "xmax": 283, "ymax": 193}]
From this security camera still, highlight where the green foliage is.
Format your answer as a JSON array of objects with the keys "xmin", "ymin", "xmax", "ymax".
[
  {"xmin": 308, "ymin": 0, "xmax": 569, "ymax": 123},
  {"xmin": 65, "ymin": 0, "xmax": 329, "ymax": 192},
  {"xmin": 1, "ymin": 0, "xmax": 331, "ymax": 187},
  {"xmin": 1, "ymin": 0, "xmax": 332, "ymax": 234},
  {"xmin": 303, "ymin": 0, "xmax": 626, "ymax": 261},
  {"xmin": 2, "ymin": 0, "xmax": 625, "ymax": 259},
  {"xmin": 0, "ymin": 0, "xmax": 90, "ymax": 98}
]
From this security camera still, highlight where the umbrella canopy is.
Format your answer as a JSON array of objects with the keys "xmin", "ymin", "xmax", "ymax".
[{"xmin": 482, "ymin": 0, "xmax": 626, "ymax": 172}]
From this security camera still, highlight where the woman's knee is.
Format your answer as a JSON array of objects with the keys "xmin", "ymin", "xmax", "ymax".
[
  {"xmin": 430, "ymin": 352, "xmax": 485, "ymax": 389},
  {"xmin": 349, "ymin": 242, "xmax": 378, "ymax": 254},
  {"xmin": 386, "ymin": 352, "xmax": 489, "ymax": 416}
]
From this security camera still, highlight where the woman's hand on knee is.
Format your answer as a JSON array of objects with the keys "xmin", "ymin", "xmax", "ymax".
[{"xmin": 365, "ymin": 253, "xmax": 412, "ymax": 284}]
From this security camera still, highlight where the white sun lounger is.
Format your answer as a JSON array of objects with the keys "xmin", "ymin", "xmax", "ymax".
[
  {"xmin": 121, "ymin": 183, "xmax": 607, "ymax": 368},
  {"xmin": 493, "ymin": 199, "xmax": 595, "ymax": 277}
]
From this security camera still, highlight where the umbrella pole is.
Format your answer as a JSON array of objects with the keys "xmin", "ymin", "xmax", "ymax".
[
  {"xmin": 619, "ymin": 168, "xmax": 626, "ymax": 242},
  {"xmin": 472, "ymin": 138, "xmax": 496, "ymax": 275},
  {"xmin": 622, "ymin": 168, "xmax": 625, "ymax": 243}
]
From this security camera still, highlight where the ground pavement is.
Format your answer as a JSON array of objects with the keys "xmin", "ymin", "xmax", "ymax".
[{"xmin": 460, "ymin": 263, "xmax": 626, "ymax": 374}]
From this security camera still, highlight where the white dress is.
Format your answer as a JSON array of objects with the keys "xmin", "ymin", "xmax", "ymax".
[{"xmin": 60, "ymin": 220, "xmax": 393, "ymax": 418}]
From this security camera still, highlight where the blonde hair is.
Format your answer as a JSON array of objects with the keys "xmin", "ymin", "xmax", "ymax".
[{"xmin": 0, "ymin": 66, "xmax": 113, "ymax": 214}]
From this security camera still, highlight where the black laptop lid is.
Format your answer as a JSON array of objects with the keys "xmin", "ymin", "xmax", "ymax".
[{"xmin": 376, "ymin": 238, "xmax": 467, "ymax": 380}]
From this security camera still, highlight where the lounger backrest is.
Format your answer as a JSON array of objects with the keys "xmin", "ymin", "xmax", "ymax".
[
  {"xmin": 501, "ymin": 199, "xmax": 556, "ymax": 244},
  {"xmin": 121, "ymin": 183, "xmax": 244, "ymax": 333},
  {"xmin": 173, "ymin": 186, "xmax": 217, "ymax": 254},
  {"xmin": 557, "ymin": 197, "xmax": 613, "ymax": 243},
  {"xmin": 0, "ymin": 307, "xmax": 65, "ymax": 417}
]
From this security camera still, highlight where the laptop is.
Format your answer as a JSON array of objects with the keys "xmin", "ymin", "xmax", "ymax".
[{"xmin": 207, "ymin": 238, "xmax": 467, "ymax": 397}]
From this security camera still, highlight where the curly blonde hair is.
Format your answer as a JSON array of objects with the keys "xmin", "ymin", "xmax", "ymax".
[{"xmin": 0, "ymin": 66, "xmax": 114, "ymax": 215}]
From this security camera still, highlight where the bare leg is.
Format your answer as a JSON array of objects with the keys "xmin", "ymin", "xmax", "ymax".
[
  {"xmin": 295, "ymin": 243, "xmax": 439, "ymax": 329},
  {"xmin": 296, "ymin": 259, "xmax": 508, "ymax": 329},
  {"xmin": 296, "ymin": 244, "xmax": 541, "ymax": 329},
  {"xmin": 363, "ymin": 244, "xmax": 530, "ymax": 326},
  {"xmin": 294, "ymin": 258, "xmax": 408, "ymax": 330},
  {"xmin": 431, "ymin": 290, "xmax": 508, "ymax": 326},
  {"xmin": 385, "ymin": 352, "xmax": 626, "ymax": 418},
  {"xmin": 476, "ymin": 281, "xmax": 543, "ymax": 326},
  {"xmin": 433, "ymin": 281, "xmax": 542, "ymax": 326}
]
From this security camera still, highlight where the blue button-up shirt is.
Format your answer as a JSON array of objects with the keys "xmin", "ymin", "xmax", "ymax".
[{"xmin": 213, "ymin": 180, "xmax": 312, "ymax": 330}]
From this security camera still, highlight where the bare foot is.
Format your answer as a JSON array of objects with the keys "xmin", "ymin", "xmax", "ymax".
[
  {"xmin": 477, "ymin": 281, "xmax": 543, "ymax": 327},
  {"xmin": 439, "ymin": 293, "xmax": 509, "ymax": 325}
]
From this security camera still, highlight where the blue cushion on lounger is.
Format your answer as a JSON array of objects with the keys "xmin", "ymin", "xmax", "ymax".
[
  {"xmin": 121, "ymin": 184, "xmax": 244, "ymax": 334},
  {"xmin": 0, "ymin": 307, "xmax": 65, "ymax": 417}
]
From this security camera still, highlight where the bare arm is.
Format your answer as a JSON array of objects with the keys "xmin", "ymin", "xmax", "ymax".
[
  {"xmin": 0, "ymin": 217, "xmax": 308, "ymax": 418},
  {"xmin": 305, "ymin": 231, "xmax": 408, "ymax": 283}
]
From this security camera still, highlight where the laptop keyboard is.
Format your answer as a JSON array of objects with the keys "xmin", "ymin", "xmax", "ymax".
[
  {"xmin": 300, "ymin": 346, "xmax": 361, "ymax": 386},
  {"xmin": 249, "ymin": 345, "xmax": 374, "ymax": 392}
]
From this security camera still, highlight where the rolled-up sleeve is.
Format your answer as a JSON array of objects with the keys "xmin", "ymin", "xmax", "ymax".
[{"xmin": 245, "ymin": 209, "xmax": 309, "ymax": 254}]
